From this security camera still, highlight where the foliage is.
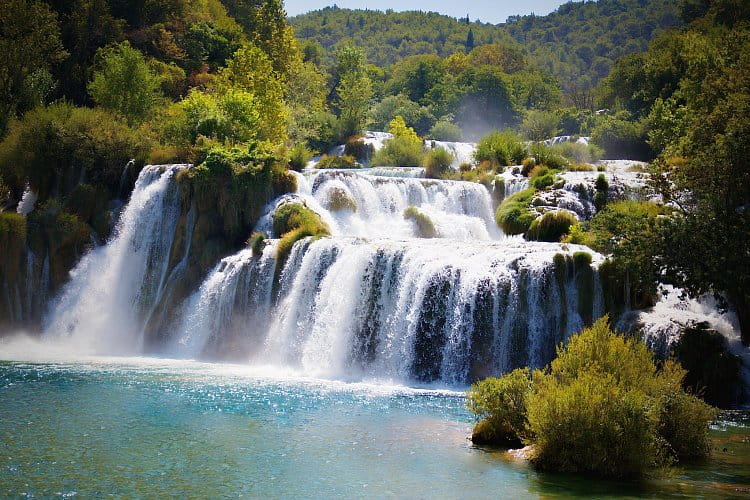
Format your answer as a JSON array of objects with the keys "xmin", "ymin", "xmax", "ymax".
[
  {"xmin": 526, "ymin": 318, "xmax": 715, "ymax": 477},
  {"xmin": 0, "ymin": 0, "xmax": 66, "ymax": 135},
  {"xmin": 370, "ymin": 94, "xmax": 434, "ymax": 136},
  {"xmin": 343, "ymin": 139, "xmax": 374, "ymax": 163},
  {"xmin": 527, "ymin": 210, "xmax": 577, "ymax": 242},
  {"xmin": 88, "ymin": 41, "xmax": 164, "ymax": 124},
  {"xmin": 549, "ymin": 142, "xmax": 603, "ymax": 164},
  {"xmin": 403, "ymin": 206, "xmax": 436, "ymax": 239},
  {"xmin": 495, "ymin": 188, "xmax": 537, "ymax": 235},
  {"xmin": 474, "ymin": 130, "xmax": 527, "ymax": 168},
  {"xmin": 467, "ymin": 369, "xmax": 532, "ymax": 446},
  {"xmin": 272, "ymin": 202, "xmax": 330, "ymax": 262},
  {"xmin": 591, "ymin": 115, "xmax": 652, "ymax": 160},
  {"xmin": 521, "ymin": 111, "xmax": 559, "ymax": 141},
  {"xmin": 0, "ymin": 212, "xmax": 27, "ymax": 284},
  {"xmin": 371, "ymin": 116, "xmax": 424, "ymax": 167},
  {"xmin": 529, "ymin": 143, "xmax": 569, "ymax": 170},
  {"xmin": 422, "ymin": 147, "xmax": 455, "ymax": 179},
  {"xmin": 314, "ymin": 155, "xmax": 358, "ymax": 169},
  {"xmin": 247, "ymin": 231, "xmax": 266, "ymax": 256},
  {"xmin": 0, "ymin": 103, "xmax": 146, "ymax": 201},
  {"xmin": 288, "ymin": 143, "xmax": 312, "ymax": 171},
  {"xmin": 427, "ymin": 120, "xmax": 462, "ymax": 141}
]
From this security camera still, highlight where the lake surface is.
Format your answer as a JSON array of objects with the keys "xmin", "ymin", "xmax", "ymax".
[{"xmin": 0, "ymin": 357, "xmax": 748, "ymax": 498}]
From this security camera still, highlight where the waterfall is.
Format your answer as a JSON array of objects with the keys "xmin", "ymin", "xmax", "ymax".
[
  {"xmin": 43, "ymin": 165, "xmax": 186, "ymax": 354},
  {"xmin": 427, "ymin": 140, "xmax": 477, "ymax": 169}
]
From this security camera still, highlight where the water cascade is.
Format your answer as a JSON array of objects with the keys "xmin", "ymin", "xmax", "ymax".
[{"xmin": 44, "ymin": 165, "xmax": 186, "ymax": 354}]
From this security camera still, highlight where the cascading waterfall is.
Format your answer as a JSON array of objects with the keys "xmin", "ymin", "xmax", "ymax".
[
  {"xmin": 165, "ymin": 167, "xmax": 605, "ymax": 384},
  {"xmin": 43, "ymin": 165, "xmax": 186, "ymax": 354}
]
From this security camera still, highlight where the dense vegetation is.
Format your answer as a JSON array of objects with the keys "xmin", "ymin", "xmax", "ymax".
[{"xmin": 468, "ymin": 318, "xmax": 716, "ymax": 478}]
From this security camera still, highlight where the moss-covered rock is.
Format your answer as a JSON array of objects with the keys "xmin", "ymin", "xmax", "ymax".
[
  {"xmin": 527, "ymin": 210, "xmax": 577, "ymax": 242},
  {"xmin": 403, "ymin": 205, "xmax": 437, "ymax": 238},
  {"xmin": 325, "ymin": 187, "xmax": 358, "ymax": 212},
  {"xmin": 495, "ymin": 188, "xmax": 538, "ymax": 235},
  {"xmin": 273, "ymin": 203, "xmax": 330, "ymax": 263}
]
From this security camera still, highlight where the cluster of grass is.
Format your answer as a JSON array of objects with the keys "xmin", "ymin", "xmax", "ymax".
[
  {"xmin": 495, "ymin": 188, "xmax": 538, "ymax": 235},
  {"xmin": 422, "ymin": 147, "xmax": 455, "ymax": 179},
  {"xmin": 474, "ymin": 130, "xmax": 527, "ymax": 168},
  {"xmin": 468, "ymin": 317, "xmax": 716, "ymax": 479},
  {"xmin": 403, "ymin": 205, "xmax": 437, "ymax": 238},
  {"xmin": 272, "ymin": 203, "xmax": 330, "ymax": 262},
  {"xmin": 527, "ymin": 210, "xmax": 577, "ymax": 242},
  {"xmin": 247, "ymin": 231, "xmax": 266, "ymax": 256},
  {"xmin": 314, "ymin": 154, "xmax": 359, "ymax": 169},
  {"xmin": 288, "ymin": 144, "xmax": 313, "ymax": 171}
]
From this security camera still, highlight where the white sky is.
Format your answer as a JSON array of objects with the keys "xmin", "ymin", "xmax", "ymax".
[{"xmin": 284, "ymin": 0, "xmax": 571, "ymax": 24}]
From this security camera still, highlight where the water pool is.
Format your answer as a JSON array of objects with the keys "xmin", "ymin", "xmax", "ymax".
[{"xmin": 0, "ymin": 358, "xmax": 748, "ymax": 498}]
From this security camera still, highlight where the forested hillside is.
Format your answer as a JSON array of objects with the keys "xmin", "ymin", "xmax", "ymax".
[{"xmin": 290, "ymin": 0, "xmax": 682, "ymax": 91}]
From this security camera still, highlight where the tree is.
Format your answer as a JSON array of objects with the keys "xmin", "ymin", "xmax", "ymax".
[
  {"xmin": 520, "ymin": 110, "xmax": 560, "ymax": 141},
  {"xmin": 88, "ymin": 41, "xmax": 163, "ymax": 124},
  {"xmin": 466, "ymin": 29, "xmax": 475, "ymax": 52},
  {"xmin": 217, "ymin": 43, "xmax": 288, "ymax": 144},
  {"xmin": 0, "ymin": 0, "xmax": 67, "ymax": 135},
  {"xmin": 336, "ymin": 72, "xmax": 373, "ymax": 138},
  {"xmin": 456, "ymin": 67, "xmax": 519, "ymax": 139}
]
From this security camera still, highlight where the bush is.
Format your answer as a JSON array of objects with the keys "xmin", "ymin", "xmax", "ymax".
[
  {"xmin": 247, "ymin": 231, "xmax": 266, "ymax": 256},
  {"xmin": 525, "ymin": 318, "xmax": 716, "ymax": 478},
  {"xmin": 474, "ymin": 130, "xmax": 527, "ymax": 168},
  {"xmin": 0, "ymin": 212, "xmax": 27, "ymax": 283},
  {"xmin": 0, "ymin": 103, "xmax": 147, "ymax": 201},
  {"xmin": 428, "ymin": 120, "xmax": 463, "ymax": 141},
  {"xmin": 549, "ymin": 142, "xmax": 604, "ymax": 164},
  {"xmin": 272, "ymin": 203, "xmax": 330, "ymax": 262},
  {"xmin": 573, "ymin": 251, "xmax": 593, "ymax": 267},
  {"xmin": 467, "ymin": 368, "xmax": 533, "ymax": 447},
  {"xmin": 529, "ymin": 143, "xmax": 569, "ymax": 170},
  {"xmin": 403, "ymin": 205, "xmax": 437, "ymax": 238},
  {"xmin": 528, "ymin": 164, "xmax": 559, "ymax": 190},
  {"xmin": 521, "ymin": 110, "xmax": 560, "ymax": 141},
  {"xmin": 527, "ymin": 210, "xmax": 577, "ymax": 242},
  {"xmin": 289, "ymin": 144, "xmax": 312, "ymax": 171},
  {"xmin": 495, "ymin": 188, "xmax": 537, "ymax": 235},
  {"xmin": 371, "ymin": 116, "xmax": 425, "ymax": 167},
  {"xmin": 315, "ymin": 154, "xmax": 359, "ymax": 169},
  {"xmin": 343, "ymin": 139, "xmax": 374, "ymax": 163},
  {"xmin": 422, "ymin": 147, "xmax": 455, "ymax": 178},
  {"xmin": 591, "ymin": 116, "xmax": 652, "ymax": 161}
]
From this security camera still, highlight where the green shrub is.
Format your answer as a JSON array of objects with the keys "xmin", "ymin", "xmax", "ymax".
[
  {"xmin": 529, "ymin": 143, "xmax": 569, "ymax": 170},
  {"xmin": 525, "ymin": 318, "xmax": 716, "ymax": 478},
  {"xmin": 344, "ymin": 138, "xmax": 374, "ymax": 163},
  {"xmin": 273, "ymin": 203, "xmax": 330, "ymax": 262},
  {"xmin": 549, "ymin": 142, "xmax": 604, "ymax": 164},
  {"xmin": 474, "ymin": 130, "xmax": 527, "ymax": 168},
  {"xmin": 289, "ymin": 144, "xmax": 312, "ymax": 171},
  {"xmin": 372, "ymin": 118, "xmax": 425, "ymax": 167},
  {"xmin": 527, "ymin": 210, "xmax": 577, "ymax": 242},
  {"xmin": 428, "ymin": 120, "xmax": 463, "ymax": 141},
  {"xmin": 591, "ymin": 116, "xmax": 652, "ymax": 161},
  {"xmin": 315, "ymin": 154, "xmax": 359, "ymax": 169},
  {"xmin": 467, "ymin": 368, "xmax": 533, "ymax": 447},
  {"xmin": 0, "ymin": 212, "xmax": 27, "ymax": 282},
  {"xmin": 495, "ymin": 188, "xmax": 537, "ymax": 235},
  {"xmin": 573, "ymin": 251, "xmax": 593, "ymax": 267},
  {"xmin": 403, "ymin": 205, "xmax": 437, "ymax": 238},
  {"xmin": 521, "ymin": 110, "xmax": 560, "ymax": 141},
  {"xmin": 422, "ymin": 147, "xmax": 455, "ymax": 179},
  {"xmin": 247, "ymin": 231, "xmax": 266, "ymax": 256},
  {"xmin": 0, "ymin": 103, "xmax": 147, "ymax": 201}
]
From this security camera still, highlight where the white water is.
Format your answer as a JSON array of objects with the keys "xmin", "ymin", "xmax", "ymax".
[
  {"xmin": 43, "ymin": 165, "xmax": 186, "ymax": 354},
  {"xmin": 427, "ymin": 140, "xmax": 477, "ymax": 169}
]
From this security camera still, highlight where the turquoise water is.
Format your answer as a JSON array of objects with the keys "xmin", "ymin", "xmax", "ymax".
[{"xmin": 1, "ymin": 358, "xmax": 748, "ymax": 498}]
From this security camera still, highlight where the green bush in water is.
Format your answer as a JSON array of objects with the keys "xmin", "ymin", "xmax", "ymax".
[
  {"xmin": 422, "ymin": 147, "xmax": 455, "ymax": 179},
  {"xmin": 403, "ymin": 205, "xmax": 437, "ymax": 238},
  {"xmin": 468, "ymin": 318, "xmax": 716, "ymax": 478},
  {"xmin": 273, "ymin": 203, "xmax": 330, "ymax": 262},
  {"xmin": 315, "ymin": 154, "xmax": 359, "ymax": 169},
  {"xmin": 0, "ymin": 212, "xmax": 27, "ymax": 283},
  {"xmin": 428, "ymin": 120, "xmax": 462, "ymax": 142},
  {"xmin": 527, "ymin": 210, "xmax": 577, "ymax": 242},
  {"xmin": 247, "ymin": 231, "xmax": 266, "ymax": 256},
  {"xmin": 495, "ymin": 188, "xmax": 537, "ymax": 235},
  {"xmin": 528, "ymin": 318, "xmax": 715, "ymax": 478},
  {"xmin": 474, "ymin": 130, "xmax": 527, "ymax": 168},
  {"xmin": 343, "ymin": 139, "xmax": 374, "ymax": 163},
  {"xmin": 594, "ymin": 173, "xmax": 609, "ymax": 211},
  {"xmin": 288, "ymin": 144, "xmax": 312, "ymax": 172},
  {"xmin": 467, "ymin": 368, "xmax": 533, "ymax": 447},
  {"xmin": 573, "ymin": 251, "xmax": 593, "ymax": 267},
  {"xmin": 549, "ymin": 142, "xmax": 604, "ymax": 164},
  {"xmin": 677, "ymin": 324, "xmax": 742, "ymax": 408},
  {"xmin": 529, "ymin": 143, "xmax": 569, "ymax": 171}
]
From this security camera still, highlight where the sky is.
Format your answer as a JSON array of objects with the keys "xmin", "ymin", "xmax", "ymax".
[{"xmin": 284, "ymin": 0, "xmax": 570, "ymax": 24}]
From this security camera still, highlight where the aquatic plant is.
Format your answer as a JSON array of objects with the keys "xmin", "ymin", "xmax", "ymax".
[{"xmin": 495, "ymin": 188, "xmax": 537, "ymax": 235}]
